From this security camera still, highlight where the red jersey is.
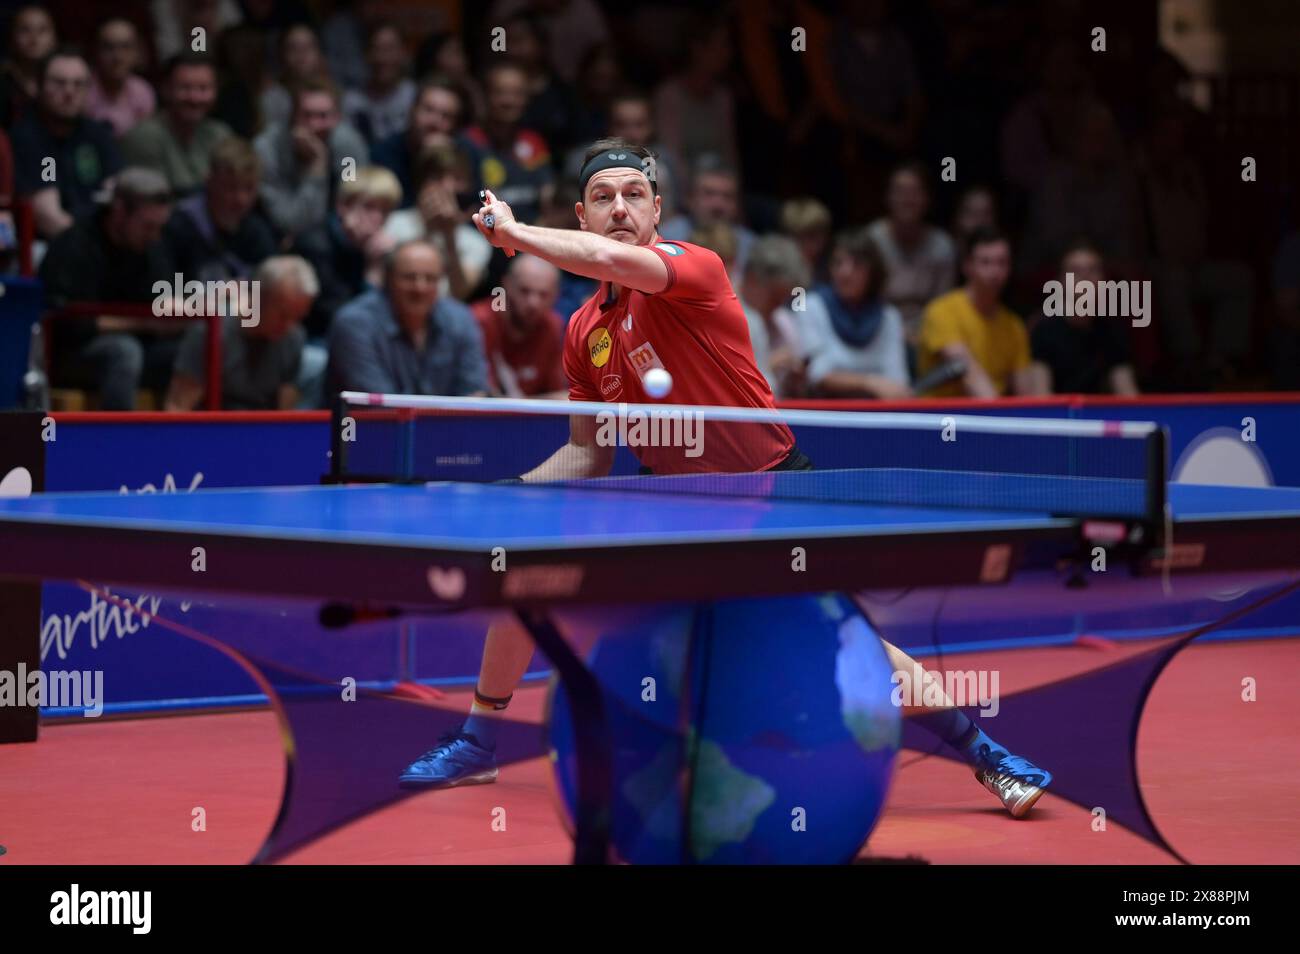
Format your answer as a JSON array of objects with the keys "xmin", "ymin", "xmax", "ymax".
[
  {"xmin": 471, "ymin": 299, "xmax": 566, "ymax": 396},
  {"xmin": 563, "ymin": 239, "xmax": 794, "ymax": 474}
]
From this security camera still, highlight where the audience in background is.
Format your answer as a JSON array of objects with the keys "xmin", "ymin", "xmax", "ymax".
[
  {"xmin": 121, "ymin": 53, "xmax": 231, "ymax": 196},
  {"xmin": 2, "ymin": 3, "xmax": 1294, "ymax": 409},
  {"xmin": 327, "ymin": 239, "xmax": 487, "ymax": 396},
  {"xmin": 163, "ymin": 136, "xmax": 276, "ymax": 282},
  {"xmin": 1030, "ymin": 240, "xmax": 1139, "ymax": 396},
  {"xmin": 918, "ymin": 228, "xmax": 1046, "ymax": 398},
  {"xmin": 11, "ymin": 48, "xmax": 120, "ymax": 239},
  {"xmin": 373, "ymin": 76, "xmax": 465, "ymax": 207},
  {"xmin": 0, "ymin": 4, "xmax": 57, "ymax": 126},
  {"xmin": 780, "ymin": 197, "xmax": 832, "ymax": 287},
  {"xmin": 255, "ymin": 76, "xmax": 368, "ymax": 238},
  {"xmin": 661, "ymin": 154, "xmax": 754, "ymax": 275},
  {"xmin": 341, "ymin": 21, "xmax": 414, "ymax": 146},
  {"xmin": 294, "ymin": 164, "xmax": 401, "ymax": 340},
  {"xmin": 85, "ymin": 18, "xmax": 155, "ymax": 138},
  {"xmin": 865, "ymin": 162, "xmax": 956, "ymax": 347},
  {"xmin": 38, "ymin": 167, "xmax": 174, "ymax": 410},
  {"xmin": 802, "ymin": 228, "xmax": 911, "ymax": 399},
  {"xmin": 261, "ymin": 23, "xmax": 330, "ymax": 131},
  {"xmin": 738, "ymin": 234, "xmax": 810, "ymax": 398},
  {"xmin": 382, "ymin": 142, "xmax": 492, "ymax": 301},
  {"xmin": 166, "ymin": 254, "xmax": 317, "ymax": 411},
  {"xmin": 461, "ymin": 61, "xmax": 553, "ymax": 226},
  {"xmin": 470, "ymin": 254, "xmax": 566, "ymax": 398}
]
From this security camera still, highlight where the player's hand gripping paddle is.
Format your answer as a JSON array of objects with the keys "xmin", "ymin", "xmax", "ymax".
[{"xmin": 478, "ymin": 190, "xmax": 515, "ymax": 257}]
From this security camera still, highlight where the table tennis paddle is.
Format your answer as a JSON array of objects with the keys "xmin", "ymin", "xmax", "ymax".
[
  {"xmin": 479, "ymin": 190, "xmax": 515, "ymax": 257},
  {"xmin": 912, "ymin": 359, "xmax": 967, "ymax": 396}
]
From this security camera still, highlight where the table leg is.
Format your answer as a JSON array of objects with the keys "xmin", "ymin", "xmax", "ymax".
[{"xmin": 514, "ymin": 608, "xmax": 612, "ymax": 865}]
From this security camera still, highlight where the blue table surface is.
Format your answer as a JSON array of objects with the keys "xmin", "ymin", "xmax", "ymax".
[{"xmin": 3, "ymin": 476, "xmax": 1300, "ymax": 552}]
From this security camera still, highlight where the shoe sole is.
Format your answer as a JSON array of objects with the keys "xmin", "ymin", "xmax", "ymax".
[
  {"xmin": 1007, "ymin": 784, "xmax": 1045, "ymax": 818},
  {"xmin": 397, "ymin": 769, "xmax": 499, "ymax": 791}
]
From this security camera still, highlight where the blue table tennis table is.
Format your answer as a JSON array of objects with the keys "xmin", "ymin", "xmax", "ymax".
[{"xmin": 4, "ymin": 469, "xmax": 1300, "ymax": 862}]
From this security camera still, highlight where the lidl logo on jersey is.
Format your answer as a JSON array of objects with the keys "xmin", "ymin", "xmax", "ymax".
[
  {"xmin": 655, "ymin": 243, "xmax": 684, "ymax": 256},
  {"xmin": 628, "ymin": 341, "xmax": 664, "ymax": 373},
  {"xmin": 588, "ymin": 327, "xmax": 613, "ymax": 367}
]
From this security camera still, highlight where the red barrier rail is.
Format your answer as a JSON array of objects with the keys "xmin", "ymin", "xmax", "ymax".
[{"xmin": 43, "ymin": 302, "xmax": 223, "ymax": 410}]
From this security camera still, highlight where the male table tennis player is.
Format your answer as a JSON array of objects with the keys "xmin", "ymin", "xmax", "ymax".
[{"xmin": 399, "ymin": 138, "xmax": 1052, "ymax": 817}]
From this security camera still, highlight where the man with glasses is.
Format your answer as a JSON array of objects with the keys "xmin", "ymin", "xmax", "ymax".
[{"xmin": 10, "ymin": 47, "xmax": 120, "ymax": 239}]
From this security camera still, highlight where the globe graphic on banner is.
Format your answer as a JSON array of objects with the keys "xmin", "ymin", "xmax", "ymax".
[{"xmin": 548, "ymin": 593, "xmax": 901, "ymax": 864}]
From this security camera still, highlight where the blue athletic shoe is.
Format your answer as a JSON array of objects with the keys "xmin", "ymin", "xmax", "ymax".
[
  {"xmin": 970, "ymin": 742, "xmax": 1053, "ymax": 818},
  {"xmin": 398, "ymin": 726, "xmax": 499, "ymax": 790}
]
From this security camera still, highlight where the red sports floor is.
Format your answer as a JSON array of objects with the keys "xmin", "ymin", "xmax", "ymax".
[{"xmin": 3, "ymin": 638, "xmax": 1298, "ymax": 865}]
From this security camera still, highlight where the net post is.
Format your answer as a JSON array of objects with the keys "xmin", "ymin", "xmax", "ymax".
[
  {"xmin": 327, "ymin": 393, "xmax": 349, "ymax": 484},
  {"xmin": 1145, "ymin": 426, "xmax": 1169, "ymax": 546}
]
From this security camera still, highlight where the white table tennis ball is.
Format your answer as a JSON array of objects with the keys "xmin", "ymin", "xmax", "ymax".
[{"xmin": 642, "ymin": 367, "xmax": 673, "ymax": 398}]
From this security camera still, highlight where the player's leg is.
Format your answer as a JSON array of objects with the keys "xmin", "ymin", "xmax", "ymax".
[
  {"xmin": 881, "ymin": 638, "xmax": 1052, "ymax": 818},
  {"xmin": 398, "ymin": 616, "xmax": 535, "ymax": 789}
]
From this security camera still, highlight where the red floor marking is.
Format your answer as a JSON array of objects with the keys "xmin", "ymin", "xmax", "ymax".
[{"xmin": 2, "ymin": 641, "xmax": 1296, "ymax": 864}]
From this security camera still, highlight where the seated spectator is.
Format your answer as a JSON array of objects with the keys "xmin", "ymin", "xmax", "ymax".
[
  {"xmin": 85, "ymin": 18, "xmax": 155, "ymax": 137},
  {"xmin": 261, "ymin": 23, "xmax": 330, "ymax": 131},
  {"xmin": 865, "ymin": 162, "xmax": 957, "ymax": 344},
  {"xmin": 1030, "ymin": 240, "xmax": 1139, "ymax": 396},
  {"xmin": 151, "ymin": 0, "xmax": 241, "ymax": 63},
  {"xmin": 0, "ymin": 4, "xmax": 57, "ymax": 126},
  {"xmin": 504, "ymin": 14, "xmax": 575, "ymax": 155},
  {"xmin": 780, "ymin": 196, "xmax": 832, "ymax": 287},
  {"xmin": 11, "ymin": 48, "xmax": 120, "ymax": 240},
  {"xmin": 951, "ymin": 185, "xmax": 1000, "ymax": 249},
  {"xmin": 165, "ymin": 254, "xmax": 317, "ymax": 411},
  {"xmin": 469, "ymin": 254, "xmax": 565, "ymax": 397},
  {"xmin": 38, "ymin": 168, "xmax": 175, "ymax": 410},
  {"xmin": 653, "ymin": 15, "xmax": 739, "ymax": 177},
  {"xmin": 327, "ymin": 239, "xmax": 487, "ymax": 396},
  {"xmin": 373, "ymin": 76, "xmax": 466, "ymax": 207},
  {"xmin": 737, "ymin": 234, "xmax": 811, "ymax": 398},
  {"xmin": 121, "ymin": 53, "xmax": 232, "ymax": 196},
  {"xmin": 255, "ymin": 77, "xmax": 369, "ymax": 239},
  {"xmin": 294, "ymin": 165, "xmax": 402, "ymax": 338},
  {"xmin": 918, "ymin": 227, "xmax": 1048, "ymax": 398},
  {"xmin": 413, "ymin": 31, "xmax": 483, "ymax": 119},
  {"xmin": 211, "ymin": 23, "xmax": 271, "ymax": 139},
  {"xmin": 602, "ymin": 89, "xmax": 683, "ymax": 219},
  {"xmin": 341, "ymin": 21, "xmax": 415, "ymax": 146},
  {"xmin": 801, "ymin": 228, "xmax": 910, "ymax": 399},
  {"xmin": 383, "ymin": 143, "xmax": 492, "ymax": 301},
  {"xmin": 163, "ymin": 136, "xmax": 276, "ymax": 282},
  {"xmin": 660, "ymin": 154, "xmax": 754, "ymax": 275},
  {"xmin": 320, "ymin": 0, "xmax": 370, "ymax": 92},
  {"xmin": 461, "ymin": 61, "xmax": 554, "ymax": 225},
  {"xmin": 566, "ymin": 46, "xmax": 625, "ymax": 152}
]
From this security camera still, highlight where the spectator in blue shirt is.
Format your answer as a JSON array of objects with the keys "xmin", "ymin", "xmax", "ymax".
[{"xmin": 327, "ymin": 239, "xmax": 488, "ymax": 397}]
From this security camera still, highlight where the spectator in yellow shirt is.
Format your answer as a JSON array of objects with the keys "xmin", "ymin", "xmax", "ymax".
[{"xmin": 917, "ymin": 228, "xmax": 1049, "ymax": 397}]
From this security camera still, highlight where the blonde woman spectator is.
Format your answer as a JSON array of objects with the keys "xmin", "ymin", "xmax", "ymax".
[
  {"xmin": 738, "ymin": 235, "xmax": 811, "ymax": 398},
  {"xmin": 780, "ymin": 196, "xmax": 832, "ymax": 286}
]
